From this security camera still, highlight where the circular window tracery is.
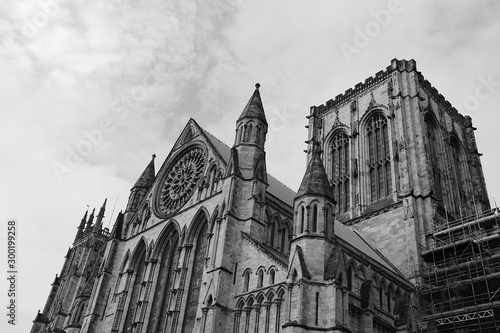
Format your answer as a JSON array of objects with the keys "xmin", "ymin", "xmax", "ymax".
[{"xmin": 158, "ymin": 147, "xmax": 206, "ymax": 215}]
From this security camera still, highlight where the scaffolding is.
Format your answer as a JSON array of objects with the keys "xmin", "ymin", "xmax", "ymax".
[{"xmin": 415, "ymin": 207, "xmax": 500, "ymax": 333}]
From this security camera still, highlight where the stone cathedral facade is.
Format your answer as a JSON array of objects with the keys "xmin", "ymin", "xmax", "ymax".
[{"xmin": 32, "ymin": 59, "xmax": 493, "ymax": 333}]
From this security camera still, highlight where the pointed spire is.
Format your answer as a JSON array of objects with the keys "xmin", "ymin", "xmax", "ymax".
[
  {"xmin": 74, "ymin": 210, "xmax": 88, "ymax": 242},
  {"xmin": 296, "ymin": 142, "xmax": 334, "ymax": 202},
  {"xmin": 85, "ymin": 208, "xmax": 95, "ymax": 234},
  {"xmin": 237, "ymin": 83, "xmax": 267, "ymax": 123},
  {"xmin": 94, "ymin": 198, "xmax": 107, "ymax": 230},
  {"xmin": 110, "ymin": 211, "xmax": 124, "ymax": 240},
  {"xmin": 133, "ymin": 154, "xmax": 156, "ymax": 189}
]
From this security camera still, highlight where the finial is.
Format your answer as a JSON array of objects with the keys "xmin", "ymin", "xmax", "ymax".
[
  {"xmin": 152, "ymin": 154, "xmax": 156, "ymax": 159},
  {"xmin": 255, "ymin": 83, "xmax": 260, "ymax": 89}
]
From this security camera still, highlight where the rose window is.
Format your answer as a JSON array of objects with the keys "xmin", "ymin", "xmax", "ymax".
[{"xmin": 159, "ymin": 147, "xmax": 206, "ymax": 215}]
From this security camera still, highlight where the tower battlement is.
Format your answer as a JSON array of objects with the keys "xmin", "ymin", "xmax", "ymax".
[{"xmin": 312, "ymin": 58, "xmax": 418, "ymax": 114}]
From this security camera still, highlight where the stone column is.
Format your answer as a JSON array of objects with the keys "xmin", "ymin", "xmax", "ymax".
[
  {"xmin": 275, "ymin": 299, "xmax": 282, "ymax": 332},
  {"xmin": 201, "ymin": 307, "xmax": 209, "ymax": 333},
  {"xmin": 244, "ymin": 306, "xmax": 251, "ymax": 333},
  {"xmin": 233, "ymin": 309, "xmax": 242, "ymax": 333},
  {"xmin": 264, "ymin": 301, "xmax": 271, "ymax": 333},
  {"xmin": 254, "ymin": 304, "xmax": 261, "ymax": 333},
  {"xmin": 286, "ymin": 284, "xmax": 292, "ymax": 321}
]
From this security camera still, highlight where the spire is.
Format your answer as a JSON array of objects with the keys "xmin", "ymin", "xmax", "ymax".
[
  {"xmin": 94, "ymin": 198, "xmax": 107, "ymax": 230},
  {"xmin": 85, "ymin": 208, "xmax": 95, "ymax": 234},
  {"xmin": 237, "ymin": 83, "xmax": 267, "ymax": 123},
  {"xmin": 133, "ymin": 154, "xmax": 156, "ymax": 189},
  {"xmin": 110, "ymin": 211, "xmax": 124, "ymax": 240},
  {"xmin": 74, "ymin": 210, "xmax": 88, "ymax": 242},
  {"xmin": 296, "ymin": 142, "xmax": 334, "ymax": 202}
]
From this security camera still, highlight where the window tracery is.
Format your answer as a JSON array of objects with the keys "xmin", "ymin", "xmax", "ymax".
[
  {"xmin": 330, "ymin": 132, "xmax": 350, "ymax": 213},
  {"xmin": 367, "ymin": 114, "xmax": 392, "ymax": 202}
]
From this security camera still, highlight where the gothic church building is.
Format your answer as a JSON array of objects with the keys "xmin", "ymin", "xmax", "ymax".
[{"xmin": 32, "ymin": 59, "xmax": 495, "ymax": 333}]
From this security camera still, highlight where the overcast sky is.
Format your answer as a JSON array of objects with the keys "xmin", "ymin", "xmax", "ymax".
[{"xmin": 1, "ymin": 1, "xmax": 500, "ymax": 331}]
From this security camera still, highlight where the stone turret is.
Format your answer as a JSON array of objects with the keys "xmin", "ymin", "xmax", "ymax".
[{"xmin": 124, "ymin": 155, "xmax": 155, "ymax": 224}]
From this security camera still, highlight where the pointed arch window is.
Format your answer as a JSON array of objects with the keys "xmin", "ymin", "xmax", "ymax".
[
  {"xmin": 347, "ymin": 265, "xmax": 353, "ymax": 291},
  {"xmin": 330, "ymin": 132, "xmax": 350, "ymax": 213},
  {"xmin": 243, "ymin": 270, "xmax": 250, "ymax": 292},
  {"xmin": 257, "ymin": 269, "xmax": 264, "ymax": 288},
  {"xmin": 324, "ymin": 206, "xmax": 330, "ymax": 237},
  {"xmin": 367, "ymin": 114, "xmax": 392, "ymax": 202},
  {"xmin": 246, "ymin": 123, "xmax": 253, "ymax": 143},
  {"xmin": 256, "ymin": 126, "xmax": 261, "ymax": 146},
  {"xmin": 183, "ymin": 220, "xmax": 208, "ymax": 332},
  {"xmin": 149, "ymin": 231, "xmax": 179, "ymax": 333},
  {"xmin": 300, "ymin": 206, "xmax": 305, "ymax": 233},
  {"xmin": 270, "ymin": 219, "xmax": 276, "ymax": 247},
  {"xmin": 237, "ymin": 125, "xmax": 244, "ymax": 144},
  {"xmin": 312, "ymin": 205, "xmax": 318, "ymax": 232},
  {"xmin": 123, "ymin": 244, "xmax": 147, "ymax": 332},
  {"xmin": 387, "ymin": 288, "xmax": 392, "ymax": 313},
  {"xmin": 269, "ymin": 269, "xmax": 275, "ymax": 285},
  {"xmin": 379, "ymin": 283, "xmax": 385, "ymax": 309},
  {"xmin": 208, "ymin": 165, "xmax": 218, "ymax": 195},
  {"xmin": 451, "ymin": 138, "xmax": 467, "ymax": 211},
  {"xmin": 425, "ymin": 116, "xmax": 443, "ymax": 200}
]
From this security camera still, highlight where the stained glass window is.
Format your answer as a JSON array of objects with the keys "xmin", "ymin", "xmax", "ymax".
[{"xmin": 367, "ymin": 114, "xmax": 392, "ymax": 202}]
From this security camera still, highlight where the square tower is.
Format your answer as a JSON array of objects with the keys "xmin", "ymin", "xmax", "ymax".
[{"xmin": 307, "ymin": 58, "xmax": 490, "ymax": 276}]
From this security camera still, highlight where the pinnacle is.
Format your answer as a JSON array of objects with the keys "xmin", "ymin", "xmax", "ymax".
[
  {"xmin": 133, "ymin": 155, "xmax": 156, "ymax": 189},
  {"xmin": 237, "ymin": 83, "xmax": 267, "ymax": 123},
  {"xmin": 296, "ymin": 142, "xmax": 334, "ymax": 202}
]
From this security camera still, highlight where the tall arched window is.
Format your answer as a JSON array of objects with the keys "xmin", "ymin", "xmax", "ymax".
[
  {"xmin": 246, "ymin": 124, "xmax": 253, "ymax": 143},
  {"xmin": 379, "ymin": 282, "xmax": 386, "ymax": 309},
  {"xmin": 73, "ymin": 301, "xmax": 86, "ymax": 325},
  {"xmin": 367, "ymin": 114, "xmax": 392, "ymax": 202},
  {"xmin": 243, "ymin": 270, "xmax": 250, "ymax": 292},
  {"xmin": 241, "ymin": 125, "xmax": 247, "ymax": 143},
  {"xmin": 312, "ymin": 205, "xmax": 318, "ymax": 233},
  {"xmin": 451, "ymin": 138, "xmax": 467, "ymax": 212},
  {"xmin": 148, "ymin": 230, "xmax": 179, "ymax": 333},
  {"xmin": 208, "ymin": 166, "xmax": 217, "ymax": 195},
  {"xmin": 182, "ymin": 220, "xmax": 208, "ymax": 332},
  {"xmin": 270, "ymin": 219, "xmax": 276, "ymax": 247},
  {"xmin": 425, "ymin": 116, "xmax": 443, "ymax": 200},
  {"xmin": 237, "ymin": 125, "xmax": 244, "ymax": 144},
  {"xmin": 123, "ymin": 243, "xmax": 147, "ymax": 332},
  {"xmin": 387, "ymin": 287, "xmax": 392, "ymax": 313},
  {"xmin": 256, "ymin": 126, "xmax": 261, "ymax": 146},
  {"xmin": 257, "ymin": 269, "xmax": 264, "ymax": 288},
  {"xmin": 330, "ymin": 132, "xmax": 350, "ymax": 213},
  {"xmin": 300, "ymin": 206, "xmax": 305, "ymax": 233},
  {"xmin": 347, "ymin": 265, "xmax": 353, "ymax": 291},
  {"xmin": 269, "ymin": 269, "xmax": 275, "ymax": 285}
]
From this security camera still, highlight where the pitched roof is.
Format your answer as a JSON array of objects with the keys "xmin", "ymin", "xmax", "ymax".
[
  {"xmin": 334, "ymin": 220, "xmax": 403, "ymax": 275},
  {"xmin": 241, "ymin": 232, "xmax": 288, "ymax": 268},
  {"xmin": 237, "ymin": 83, "xmax": 267, "ymax": 123},
  {"xmin": 200, "ymin": 127, "xmax": 296, "ymax": 207},
  {"xmin": 296, "ymin": 144, "xmax": 334, "ymax": 202}
]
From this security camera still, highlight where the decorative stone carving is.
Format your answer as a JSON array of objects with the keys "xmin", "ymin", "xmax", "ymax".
[
  {"xmin": 158, "ymin": 147, "xmax": 206, "ymax": 215},
  {"xmin": 403, "ymin": 198, "xmax": 413, "ymax": 220}
]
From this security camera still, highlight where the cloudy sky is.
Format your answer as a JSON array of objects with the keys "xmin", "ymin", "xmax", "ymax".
[{"xmin": 1, "ymin": 0, "xmax": 500, "ymax": 331}]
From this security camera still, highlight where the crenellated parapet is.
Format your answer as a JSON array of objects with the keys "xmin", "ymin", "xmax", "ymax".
[
  {"xmin": 311, "ymin": 59, "xmax": 417, "ymax": 114},
  {"xmin": 417, "ymin": 73, "xmax": 466, "ymax": 123}
]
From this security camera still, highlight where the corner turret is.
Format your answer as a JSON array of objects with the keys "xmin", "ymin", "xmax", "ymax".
[{"xmin": 125, "ymin": 155, "xmax": 155, "ymax": 214}]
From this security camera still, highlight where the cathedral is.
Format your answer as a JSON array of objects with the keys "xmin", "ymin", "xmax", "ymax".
[{"xmin": 32, "ymin": 59, "xmax": 500, "ymax": 333}]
